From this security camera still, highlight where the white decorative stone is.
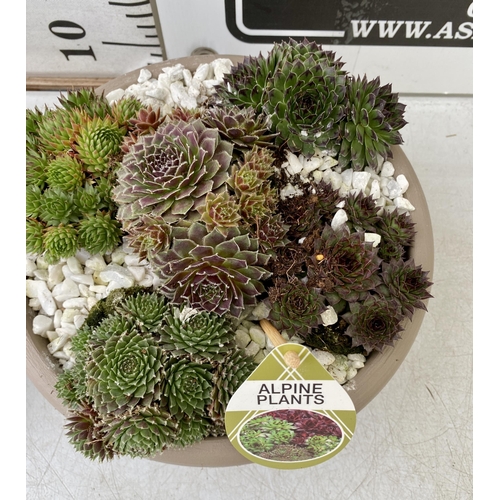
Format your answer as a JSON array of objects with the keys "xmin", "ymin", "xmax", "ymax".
[
  {"xmin": 33, "ymin": 269, "xmax": 48, "ymax": 281},
  {"xmin": 106, "ymin": 88, "xmax": 125, "ymax": 103},
  {"xmin": 46, "ymin": 330, "xmax": 58, "ymax": 342},
  {"xmin": 53, "ymin": 309, "xmax": 62, "ymax": 329},
  {"xmin": 393, "ymin": 197, "xmax": 415, "ymax": 212},
  {"xmin": 212, "ymin": 58, "xmax": 233, "ymax": 80},
  {"xmin": 124, "ymin": 254, "xmax": 142, "ymax": 267},
  {"xmin": 111, "ymin": 249, "xmax": 127, "ymax": 265},
  {"xmin": 106, "ymin": 280, "xmax": 126, "ymax": 293},
  {"xmin": 341, "ymin": 168, "xmax": 353, "ymax": 187},
  {"xmin": 62, "ymin": 298, "xmax": 88, "ymax": 309},
  {"xmin": 145, "ymin": 87, "xmax": 167, "ymax": 101},
  {"xmin": 251, "ymin": 302, "xmax": 271, "ymax": 320},
  {"xmin": 26, "ymin": 279, "xmax": 48, "ymax": 299},
  {"xmin": 69, "ymin": 273, "xmax": 94, "ymax": 286},
  {"xmin": 138, "ymin": 68, "xmax": 152, "ymax": 83},
  {"xmin": 369, "ymin": 179, "xmax": 381, "ymax": 199},
  {"xmin": 380, "ymin": 161, "xmax": 395, "ymax": 177},
  {"xmin": 52, "ymin": 278, "xmax": 80, "ymax": 302},
  {"xmin": 127, "ymin": 265, "xmax": 146, "ymax": 282},
  {"xmin": 39, "ymin": 284, "xmax": 57, "ymax": 316},
  {"xmin": 36, "ymin": 255, "xmax": 49, "ymax": 270},
  {"xmin": 331, "ymin": 209, "xmax": 348, "ymax": 231},
  {"xmin": 352, "ymin": 171, "xmax": 371, "ymax": 191},
  {"xmin": 387, "ymin": 178, "xmax": 403, "ymax": 199},
  {"xmin": 87, "ymin": 297, "xmax": 98, "ymax": 310},
  {"xmin": 66, "ymin": 256, "xmax": 83, "ymax": 275},
  {"xmin": 193, "ymin": 63, "xmax": 210, "ymax": 81},
  {"xmin": 312, "ymin": 349, "xmax": 336, "ymax": 367},
  {"xmin": 320, "ymin": 306, "xmax": 338, "ymax": 326},
  {"xmin": 244, "ymin": 341, "xmax": 261, "ymax": 358},
  {"xmin": 47, "ymin": 334, "xmax": 70, "ymax": 354},
  {"xmin": 285, "ymin": 151, "xmax": 303, "ymax": 175},
  {"xmin": 74, "ymin": 314, "xmax": 87, "ymax": 330},
  {"xmin": 28, "ymin": 298, "xmax": 41, "ymax": 311},
  {"xmin": 280, "ymin": 183, "xmax": 303, "ymax": 199},
  {"xmin": 26, "ymin": 259, "xmax": 37, "ymax": 277},
  {"xmin": 364, "ymin": 233, "xmax": 381, "ymax": 247},
  {"xmin": 61, "ymin": 308, "xmax": 80, "ymax": 324},
  {"xmin": 248, "ymin": 326, "xmax": 266, "ymax": 348},
  {"xmin": 32, "ymin": 315, "xmax": 53, "ymax": 336},
  {"xmin": 98, "ymin": 264, "xmax": 135, "ymax": 287},
  {"xmin": 47, "ymin": 263, "xmax": 65, "ymax": 289},
  {"xmin": 138, "ymin": 275, "xmax": 154, "ymax": 288},
  {"xmin": 85, "ymin": 255, "xmax": 107, "ymax": 272},
  {"xmin": 397, "ymin": 174, "xmax": 409, "ymax": 194},
  {"xmin": 75, "ymin": 248, "xmax": 92, "ymax": 264},
  {"xmin": 235, "ymin": 329, "xmax": 251, "ymax": 349}
]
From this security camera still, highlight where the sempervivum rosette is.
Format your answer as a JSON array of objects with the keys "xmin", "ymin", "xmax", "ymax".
[
  {"xmin": 267, "ymin": 278, "xmax": 326, "ymax": 335},
  {"xmin": 87, "ymin": 330, "xmax": 166, "ymax": 414},
  {"xmin": 113, "ymin": 118, "xmax": 233, "ymax": 228},
  {"xmin": 160, "ymin": 306, "xmax": 235, "ymax": 360},
  {"xmin": 152, "ymin": 222, "xmax": 271, "ymax": 317},
  {"xmin": 377, "ymin": 259, "xmax": 433, "ymax": 317},
  {"xmin": 162, "ymin": 359, "xmax": 213, "ymax": 417},
  {"xmin": 102, "ymin": 407, "xmax": 179, "ymax": 458},
  {"xmin": 201, "ymin": 106, "xmax": 277, "ymax": 150},
  {"xmin": 344, "ymin": 295, "xmax": 406, "ymax": 353},
  {"xmin": 338, "ymin": 75, "xmax": 407, "ymax": 171},
  {"xmin": 263, "ymin": 56, "xmax": 346, "ymax": 157},
  {"xmin": 308, "ymin": 225, "xmax": 382, "ymax": 304}
]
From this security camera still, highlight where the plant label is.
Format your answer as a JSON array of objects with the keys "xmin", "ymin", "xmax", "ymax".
[{"xmin": 225, "ymin": 342, "xmax": 356, "ymax": 469}]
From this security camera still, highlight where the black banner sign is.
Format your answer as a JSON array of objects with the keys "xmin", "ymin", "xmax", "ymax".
[{"xmin": 225, "ymin": 0, "xmax": 473, "ymax": 47}]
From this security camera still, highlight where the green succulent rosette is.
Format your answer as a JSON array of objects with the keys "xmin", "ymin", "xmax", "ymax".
[
  {"xmin": 56, "ymin": 288, "xmax": 258, "ymax": 461},
  {"xmin": 338, "ymin": 75, "xmax": 407, "ymax": 171},
  {"xmin": 115, "ymin": 292, "xmax": 171, "ymax": 333},
  {"xmin": 209, "ymin": 349, "xmax": 257, "ymax": 422},
  {"xmin": 77, "ymin": 212, "xmax": 122, "ymax": 255},
  {"xmin": 43, "ymin": 224, "xmax": 79, "ymax": 264},
  {"xmin": 263, "ymin": 56, "xmax": 346, "ymax": 158},
  {"xmin": 87, "ymin": 330, "xmax": 166, "ymax": 413},
  {"xmin": 74, "ymin": 115, "xmax": 126, "ymax": 173},
  {"xmin": 375, "ymin": 208, "xmax": 416, "ymax": 262},
  {"xmin": 102, "ymin": 406, "xmax": 179, "ymax": 458},
  {"xmin": 163, "ymin": 359, "xmax": 213, "ymax": 417},
  {"xmin": 160, "ymin": 306, "xmax": 234, "ymax": 360}
]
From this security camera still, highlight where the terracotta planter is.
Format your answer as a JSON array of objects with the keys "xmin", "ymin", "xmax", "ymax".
[{"xmin": 26, "ymin": 55, "xmax": 434, "ymax": 467}]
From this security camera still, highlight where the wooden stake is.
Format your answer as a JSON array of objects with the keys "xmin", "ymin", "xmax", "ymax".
[{"xmin": 259, "ymin": 319, "xmax": 301, "ymax": 368}]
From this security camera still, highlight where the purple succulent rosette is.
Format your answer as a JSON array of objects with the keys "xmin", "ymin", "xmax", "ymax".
[
  {"xmin": 152, "ymin": 222, "xmax": 271, "ymax": 317},
  {"xmin": 113, "ymin": 118, "xmax": 233, "ymax": 227}
]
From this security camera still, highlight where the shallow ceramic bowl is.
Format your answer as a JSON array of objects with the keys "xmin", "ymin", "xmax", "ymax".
[{"xmin": 26, "ymin": 55, "xmax": 434, "ymax": 467}]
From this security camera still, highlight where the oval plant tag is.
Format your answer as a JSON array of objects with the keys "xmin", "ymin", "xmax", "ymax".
[{"xmin": 225, "ymin": 342, "xmax": 356, "ymax": 469}]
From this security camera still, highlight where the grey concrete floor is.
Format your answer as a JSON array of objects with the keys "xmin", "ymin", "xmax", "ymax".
[{"xmin": 26, "ymin": 92, "xmax": 473, "ymax": 499}]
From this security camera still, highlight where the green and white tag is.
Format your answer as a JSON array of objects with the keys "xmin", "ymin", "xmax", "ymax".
[{"xmin": 225, "ymin": 342, "xmax": 356, "ymax": 469}]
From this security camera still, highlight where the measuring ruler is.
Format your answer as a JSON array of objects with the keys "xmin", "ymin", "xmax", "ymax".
[{"xmin": 26, "ymin": 0, "xmax": 166, "ymax": 90}]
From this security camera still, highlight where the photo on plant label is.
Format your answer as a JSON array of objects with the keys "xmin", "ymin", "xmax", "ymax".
[{"xmin": 238, "ymin": 409, "xmax": 343, "ymax": 462}]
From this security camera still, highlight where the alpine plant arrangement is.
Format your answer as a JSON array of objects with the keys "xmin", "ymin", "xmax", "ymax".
[{"xmin": 26, "ymin": 38, "xmax": 433, "ymax": 461}]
